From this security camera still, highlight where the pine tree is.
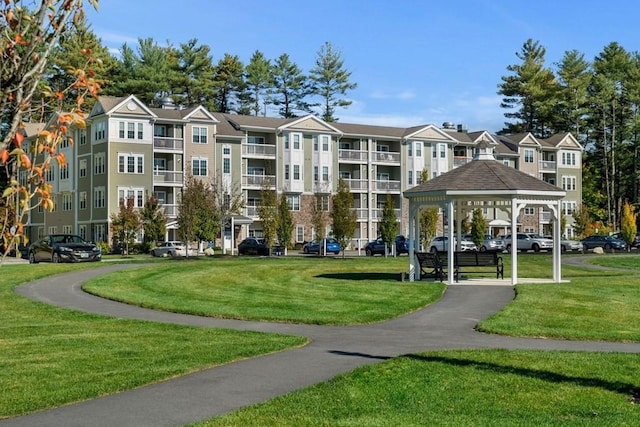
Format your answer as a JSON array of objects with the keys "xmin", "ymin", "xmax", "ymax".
[
  {"xmin": 245, "ymin": 50, "xmax": 272, "ymax": 116},
  {"xmin": 176, "ymin": 38, "xmax": 216, "ymax": 109},
  {"xmin": 270, "ymin": 53, "xmax": 315, "ymax": 118},
  {"xmin": 212, "ymin": 53, "xmax": 245, "ymax": 113},
  {"xmin": 309, "ymin": 42, "xmax": 357, "ymax": 122}
]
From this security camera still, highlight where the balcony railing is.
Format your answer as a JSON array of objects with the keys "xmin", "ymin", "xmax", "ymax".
[
  {"xmin": 153, "ymin": 170, "xmax": 183, "ymax": 185},
  {"xmin": 454, "ymin": 156, "xmax": 471, "ymax": 167},
  {"xmin": 338, "ymin": 149, "xmax": 368, "ymax": 162},
  {"xmin": 539, "ymin": 211, "xmax": 552, "ymax": 224},
  {"xmin": 246, "ymin": 206, "xmax": 259, "ymax": 217},
  {"xmin": 160, "ymin": 203, "xmax": 179, "ymax": 218},
  {"xmin": 153, "ymin": 137, "xmax": 183, "ymax": 151},
  {"xmin": 351, "ymin": 208, "xmax": 402, "ymax": 220},
  {"xmin": 373, "ymin": 151, "xmax": 400, "ymax": 163},
  {"xmin": 540, "ymin": 160, "xmax": 556, "ymax": 171},
  {"xmin": 373, "ymin": 179, "xmax": 401, "ymax": 192},
  {"xmin": 242, "ymin": 174, "xmax": 276, "ymax": 188},
  {"xmin": 243, "ymin": 143, "xmax": 276, "ymax": 157},
  {"xmin": 344, "ymin": 178, "xmax": 368, "ymax": 191}
]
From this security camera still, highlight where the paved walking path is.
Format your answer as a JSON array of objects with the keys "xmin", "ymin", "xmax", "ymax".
[{"xmin": 5, "ymin": 263, "xmax": 640, "ymax": 427}]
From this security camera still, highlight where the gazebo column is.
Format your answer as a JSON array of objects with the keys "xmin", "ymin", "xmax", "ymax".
[
  {"xmin": 551, "ymin": 200, "xmax": 562, "ymax": 282},
  {"xmin": 510, "ymin": 197, "xmax": 519, "ymax": 286},
  {"xmin": 408, "ymin": 204, "xmax": 419, "ymax": 281},
  {"xmin": 447, "ymin": 200, "xmax": 455, "ymax": 284}
]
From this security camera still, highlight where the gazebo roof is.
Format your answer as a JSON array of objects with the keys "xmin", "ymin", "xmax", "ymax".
[{"xmin": 404, "ymin": 159, "xmax": 564, "ymax": 198}]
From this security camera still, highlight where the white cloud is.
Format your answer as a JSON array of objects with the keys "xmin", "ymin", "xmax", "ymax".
[{"xmin": 369, "ymin": 90, "xmax": 416, "ymax": 101}]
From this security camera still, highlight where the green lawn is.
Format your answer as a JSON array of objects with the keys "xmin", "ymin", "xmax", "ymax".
[
  {"xmin": 3, "ymin": 253, "xmax": 640, "ymax": 424},
  {"xmin": 0, "ymin": 263, "xmax": 305, "ymax": 418},
  {"xmin": 83, "ymin": 256, "xmax": 446, "ymax": 325},
  {"xmin": 196, "ymin": 349, "xmax": 640, "ymax": 427}
]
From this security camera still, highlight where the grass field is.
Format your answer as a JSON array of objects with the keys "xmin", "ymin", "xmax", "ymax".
[{"xmin": 3, "ymin": 252, "xmax": 640, "ymax": 424}]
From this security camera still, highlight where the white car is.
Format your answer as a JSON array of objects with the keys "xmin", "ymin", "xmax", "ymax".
[
  {"xmin": 151, "ymin": 241, "xmax": 197, "ymax": 257},
  {"xmin": 502, "ymin": 233, "xmax": 553, "ymax": 252},
  {"xmin": 428, "ymin": 236, "xmax": 477, "ymax": 252}
]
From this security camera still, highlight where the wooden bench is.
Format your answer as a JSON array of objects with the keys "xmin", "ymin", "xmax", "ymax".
[
  {"xmin": 414, "ymin": 252, "xmax": 444, "ymax": 282},
  {"xmin": 453, "ymin": 251, "xmax": 504, "ymax": 282}
]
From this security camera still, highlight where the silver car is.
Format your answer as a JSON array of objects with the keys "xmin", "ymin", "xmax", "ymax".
[
  {"xmin": 503, "ymin": 233, "xmax": 553, "ymax": 252},
  {"xmin": 428, "ymin": 236, "xmax": 477, "ymax": 252}
]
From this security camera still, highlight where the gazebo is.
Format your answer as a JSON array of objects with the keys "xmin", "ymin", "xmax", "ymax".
[{"xmin": 403, "ymin": 141, "xmax": 566, "ymax": 285}]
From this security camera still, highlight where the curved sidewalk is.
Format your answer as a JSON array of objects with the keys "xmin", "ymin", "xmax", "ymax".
[{"xmin": 6, "ymin": 264, "xmax": 640, "ymax": 427}]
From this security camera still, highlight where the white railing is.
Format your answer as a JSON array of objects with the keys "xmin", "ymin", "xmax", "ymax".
[
  {"xmin": 374, "ymin": 180, "xmax": 401, "ymax": 192},
  {"xmin": 153, "ymin": 137, "xmax": 183, "ymax": 151},
  {"xmin": 160, "ymin": 203, "xmax": 179, "ymax": 218},
  {"xmin": 153, "ymin": 170, "xmax": 183, "ymax": 185},
  {"xmin": 351, "ymin": 208, "xmax": 401, "ymax": 220},
  {"xmin": 454, "ymin": 156, "xmax": 471, "ymax": 167},
  {"xmin": 246, "ymin": 206, "xmax": 259, "ymax": 217},
  {"xmin": 540, "ymin": 160, "xmax": 556, "ymax": 171},
  {"xmin": 338, "ymin": 149, "xmax": 368, "ymax": 162},
  {"xmin": 374, "ymin": 151, "xmax": 400, "ymax": 163},
  {"xmin": 242, "ymin": 174, "xmax": 276, "ymax": 188},
  {"xmin": 243, "ymin": 143, "xmax": 276, "ymax": 157},
  {"xmin": 344, "ymin": 179, "xmax": 368, "ymax": 191}
]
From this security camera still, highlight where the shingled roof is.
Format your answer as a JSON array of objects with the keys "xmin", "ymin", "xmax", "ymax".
[{"xmin": 404, "ymin": 159, "xmax": 563, "ymax": 196}]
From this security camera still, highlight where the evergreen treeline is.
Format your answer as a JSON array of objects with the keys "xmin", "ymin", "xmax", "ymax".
[{"xmin": 44, "ymin": 24, "xmax": 640, "ymax": 230}]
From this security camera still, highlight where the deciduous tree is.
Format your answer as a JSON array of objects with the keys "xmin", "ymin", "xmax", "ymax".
[
  {"xmin": 110, "ymin": 196, "xmax": 142, "ymax": 255},
  {"xmin": 377, "ymin": 193, "xmax": 398, "ymax": 256},
  {"xmin": 469, "ymin": 208, "xmax": 487, "ymax": 248},
  {"xmin": 140, "ymin": 195, "xmax": 166, "ymax": 244},
  {"xmin": 620, "ymin": 200, "xmax": 637, "ymax": 251},
  {"xmin": 330, "ymin": 178, "xmax": 357, "ymax": 256},
  {"xmin": 257, "ymin": 180, "xmax": 277, "ymax": 254},
  {"xmin": 276, "ymin": 193, "xmax": 293, "ymax": 250},
  {"xmin": 176, "ymin": 174, "xmax": 216, "ymax": 255}
]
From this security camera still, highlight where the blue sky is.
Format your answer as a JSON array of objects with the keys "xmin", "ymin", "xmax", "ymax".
[{"xmin": 86, "ymin": 0, "xmax": 640, "ymax": 132}]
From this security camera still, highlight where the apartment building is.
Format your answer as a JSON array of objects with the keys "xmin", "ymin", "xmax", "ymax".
[{"xmin": 24, "ymin": 95, "xmax": 583, "ymax": 248}]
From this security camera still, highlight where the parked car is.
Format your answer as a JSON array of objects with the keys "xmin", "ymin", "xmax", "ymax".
[
  {"xmin": 463, "ymin": 234, "xmax": 505, "ymax": 252},
  {"xmin": 28, "ymin": 234, "xmax": 102, "ymax": 263},
  {"xmin": 580, "ymin": 235, "xmax": 627, "ymax": 251},
  {"xmin": 364, "ymin": 235, "xmax": 409, "ymax": 256},
  {"xmin": 428, "ymin": 236, "xmax": 477, "ymax": 252},
  {"xmin": 151, "ymin": 241, "xmax": 197, "ymax": 257},
  {"xmin": 502, "ymin": 233, "xmax": 553, "ymax": 252},
  {"xmin": 302, "ymin": 238, "xmax": 341, "ymax": 255},
  {"xmin": 543, "ymin": 236, "xmax": 584, "ymax": 252},
  {"xmin": 610, "ymin": 232, "xmax": 640, "ymax": 247},
  {"xmin": 238, "ymin": 237, "xmax": 270, "ymax": 255}
]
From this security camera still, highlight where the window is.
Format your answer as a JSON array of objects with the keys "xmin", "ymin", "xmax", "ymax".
[
  {"xmin": 79, "ymin": 159, "xmax": 87, "ymax": 178},
  {"xmin": 313, "ymin": 136, "xmax": 318, "ymax": 151},
  {"xmin": 94, "ymin": 121, "xmax": 106, "ymax": 140},
  {"xmin": 562, "ymin": 176, "xmax": 577, "ymax": 191},
  {"xmin": 48, "ymin": 226, "xmax": 57, "ymax": 235},
  {"xmin": 416, "ymin": 142, "xmax": 422, "ymax": 157},
  {"xmin": 524, "ymin": 149, "xmax": 534, "ymax": 163},
  {"xmin": 63, "ymin": 225, "xmax": 72, "ymax": 234},
  {"xmin": 79, "ymin": 130, "xmax": 86, "ymax": 145},
  {"xmin": 286, "ymin": 194, "xmax": 300, "ymax": 210},
  {"xmin": 524, "ymin": 207, "xmax": 535, "ymax": 215},
  {"xmin": 137, "ymin": 123, "xmax": 143, "ymax": 139},
  {"xmin": 563, "ymin": 201, "xmax": 577, "ymax": 215},
  {"xmin": 223, "ymin": 158, "xmax": 230, "ymax": 174},
  {"xmin": 408, "ymin": 170, "xmax": 413, "ymax": 185},
  {"xmin": 247, "ymin": 136, "xmax": 264, "ymax": 144},
  {"xmin": 94, "ymin": 224, "xmax": 105, "ymax": 242},
  {"xmin": 503, "ymin": 160, "xmax": 510, "ymax": 166},
  {"xmin": 60, "ymin": 137, "xmax": 70, "ymax": 149},
  {"xmin": 432, "ymin": 145, "xmax": 437, "ymax": 158},
  {"xmin": 94, "ymin": 153, "xmax": 105, "ymax": 174},
  {"xmin": 118, "ymin": 121, "xmax": 143, "ymax": 140},
  {"xmin": 223, "ymin": 147, "xmax": 231, "ymax": 155},
  {"xmin": 408, "ymin": 144, "xmax": 412, "ymax": 157},
  {"xmin": 94, "ymin": 186, "xmax": 105, "ymax": 208},
  {"xmin": 154, "ymin": 191, "xmax": 166, "ymax": 205},
  {"xmin": 322, "ymin": 135, "xmax": 329, "ymax": 151},
  {"xmin": 79, "ymin": 191, "xmax": 87, "ymax": 210},
  {"xmin": 439, "ymin": 143, "xmax": 446, "ymax": 158},
  {"xmin": 79, "ymin": 225, "xmax": 87, "ymax": 240},
  {"xmin": 192, "ymin": 126, "xmax": 208, "ymax": 143},
  {"xmin": 63, "ymin": 193, "xmax": 72, "ymax": 211},
  {"xmin": 60, "ymin": 164, "xmax": 69, "ymax": 180},
  {"xmin": 284, "ymin": 134, "xmax": 289, "ymax": 149},
  {"xmin": 322, "ymin": 166, "xmax": 329, "ymax": 181},
  {"xmin": 192, "ymin": 158, "xmax": 208, "ymax": 176},
  {"xmin": 561, "ymin": 152, "xmax": 577, "ymax": 166},
  {"xmin": 118, "ymin": 187, "xmax": 144, "ymax": 208},
  {"xmin": 378, "ymin": 145, "xmax": 389, "ymax": 152},
  {"xmin": 293, "ymin": 134, "xmax": 301, "ymax": 150},
  {"xmin": 118, "ymin": 154, "xmax": 144, "ymax": 174},
  {"xmin": 153, "ymin": 158, "xmax": 166, "ymax": 172},
  {"xmin": 296, "ymin": 225, "xmax": 304, "ymax": 243},
  {"xmin": 285, "ymin": 165, "xmax": 290, "ymax": 180},
  {"xmin": 45, "ymin": 167, "xmax": 54, "ymax": 182},
  {"xmin": 313, "ymin": 166, "xmax": 318, "ymax": 181},
  {"xmin": 293, "ymin": 164, "xmax": 300, "ymax": 180},
  {"xmin": 317, "ymin": 195, "xmax": 330, "ymax": 211}
]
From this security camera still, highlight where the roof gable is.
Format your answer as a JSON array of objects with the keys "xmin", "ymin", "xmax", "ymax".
[
  {"xmin": 278, "ymin": 115, "xmax": 342, "ymax": 134},
  {"xmin": 403, "ymin": 124, "xmax": 459, "ymax": 142},
  {"xmin": 182, "ymin": 105, "xmax": 218, "ymax": 122},
  {"xmin": 544, "ymin": 132, "xmax": 582, "ymax": 150}
]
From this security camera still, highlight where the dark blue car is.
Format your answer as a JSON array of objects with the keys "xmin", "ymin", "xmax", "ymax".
[
  {"xmin": 365, "ymin": 235, "xmax": 409, "ymax": 256},
  {"xmin": 302, "ymin": 238, "xmax": 341, "ymax": 255}
]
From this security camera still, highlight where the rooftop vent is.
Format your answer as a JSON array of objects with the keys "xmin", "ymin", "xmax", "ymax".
[
  {"xmin": 159, "ymin": 97, "xmax": 176, "ymax": 109},
  {"xmin": 442, "ymin": 121, "xmax": 455, "ymax": 129}
]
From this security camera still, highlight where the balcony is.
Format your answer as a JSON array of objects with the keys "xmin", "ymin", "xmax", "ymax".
[
  {"xmin": 373, "ymin": 179, "xmax": 401, "ymax": 192},
  {"xmin": 454, "ymin": 156, "xmax": 471, "ymax": 167},
  {"xmin": 373, "ymin": 151, "xmax": 400, "ymax": 164},
  {"xmin": 539, "ymin": 210, "xmax": 552, "ymax": 224},
  {"xmin": 243, "ymin": 143, "xmax": 276, "ymax": 158},
  {"xmin": 153, "ymin": 170, "xmax": 183, "ymax": 185},
  {"xmin": 351, "ymin": 208, "xmax": 402, "ymax": 220},
  {"xmin": 153, "ymin": 137, "xmax": 183, "ymax": 151},
  {"xmin": 338, "ymin": 149, "xmax": 368, "ymax": 163},
  {"xmin": 160, "ymin": 203, "xmax": 179, "ymax": 218},
  {"xmin": 245, "ymin": 206, "xmax": 259, "ymax": 217},
  {"xmin": 242, "ymin": 174, "xmax": 276, "ymax": 189},
  {"xmin": 540, "ymin": 160, "xmax": 556, "ymax": 172},
  {"xmin": 344, "ymin": 178, "xmax": 368, "ymax": 192}
]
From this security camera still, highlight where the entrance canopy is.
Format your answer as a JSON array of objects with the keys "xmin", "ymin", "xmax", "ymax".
[{"xmin": 403, "ymin": 144, "xmax": 566, "ymax": 285}]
